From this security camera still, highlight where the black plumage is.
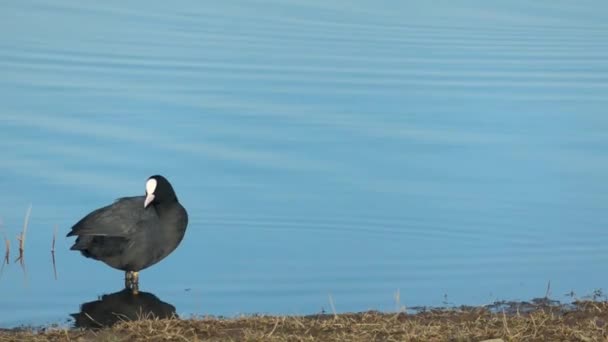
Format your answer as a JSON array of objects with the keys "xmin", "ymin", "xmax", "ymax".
[{"xmin": 67, "ymin": 175, "xmax": 188, "ymax": 291}]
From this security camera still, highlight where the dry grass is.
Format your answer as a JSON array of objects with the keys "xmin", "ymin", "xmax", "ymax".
[
  {"xmin": 1, "ymin": 207, "xmax": 59, "ymax": 281},
  {"xmin": 2, "ymin": 301, "xmax": 608, "ymax": 342}
]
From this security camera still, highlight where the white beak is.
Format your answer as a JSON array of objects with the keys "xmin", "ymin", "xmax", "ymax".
[{"xmin": 144, "ymin": 193, "xmax": 155, "ymax": 208}]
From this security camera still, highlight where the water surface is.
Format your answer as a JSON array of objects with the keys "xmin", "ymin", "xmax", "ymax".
[{"xmin": 1, "ymin": 1, "xmax": 608, "ymax": 328}]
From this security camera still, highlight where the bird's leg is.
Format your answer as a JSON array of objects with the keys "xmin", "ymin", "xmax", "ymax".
[
  {"xmin": 125, "ymin": 271, "xmax": 133, "ymax": 289},
  {"xmin": 131, "ymin": 271, "xmax": 139, "ymax": 295},
  {"xmin": 124, "ymin": 271, "xmax": 139, "ymax": 294}
]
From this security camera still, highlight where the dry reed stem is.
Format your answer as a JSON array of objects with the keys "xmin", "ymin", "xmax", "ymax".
[
  {"xmin": 0, "ymin": 218, "xmax": 7, "ymax": 263},
  {"xmin": 3, "ymin": 230, "xmax": 8, "ymax": 265},
  {"xmin": 328, "ymin": 294, "xmax": 338, "ymax": 319},
  {"xmin": 14, "ymin": 204, "xmax": 32, "ymax": 266},
  {"xmin": 502, "ymin": 309, "xmax": 511, "ymax": 336},
  {"xmin": 51, "ymin": 224, "xmax": 58, "ymax": 280},
  {"xmin": 1, "ymin": 225, "xmax": 8, "ymax": 278},
  {"xmin": 12, "ymin": 205, "xmax": 32, "ymax": 287}
]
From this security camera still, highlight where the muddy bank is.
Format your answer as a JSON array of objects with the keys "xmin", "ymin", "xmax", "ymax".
[{"xmin": 1, "ymin": 299, "xmax": 607, "ymax": 341}]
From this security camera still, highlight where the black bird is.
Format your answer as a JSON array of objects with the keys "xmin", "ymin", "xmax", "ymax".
[{"xmin": 67, "ymin": 175, "xmax": 188, "ymax": 293}]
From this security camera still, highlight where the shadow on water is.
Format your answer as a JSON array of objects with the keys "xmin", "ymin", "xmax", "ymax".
[{"xmin": 72, "ymin": 288, "xmax": 177, "ymax": 328}]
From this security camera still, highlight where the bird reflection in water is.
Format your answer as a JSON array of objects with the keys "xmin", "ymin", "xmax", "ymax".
[{"xmin": 72, "ymin": 288, "xmax": 177, "ymax": 328}]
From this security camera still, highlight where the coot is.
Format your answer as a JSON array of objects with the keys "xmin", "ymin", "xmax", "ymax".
[{"xmin": 67, "ymin": 175, "xmax": 188, "ymax": 293}]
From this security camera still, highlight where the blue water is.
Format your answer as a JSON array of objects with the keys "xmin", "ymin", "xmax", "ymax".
[{"xmin": 1, "ymin": 1, "xmax": 608, "ymax": 328}]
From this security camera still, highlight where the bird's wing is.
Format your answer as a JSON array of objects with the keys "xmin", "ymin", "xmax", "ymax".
[{"xmin": 67, "ymin": 196, "xmax": 158, "ymax": 237}]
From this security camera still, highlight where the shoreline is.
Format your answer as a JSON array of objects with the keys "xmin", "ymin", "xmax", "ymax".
[{"xmin": 1, "ymin": 299, "xmax": 606, "ymax": 341}]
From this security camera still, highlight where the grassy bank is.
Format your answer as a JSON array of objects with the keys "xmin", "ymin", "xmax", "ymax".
[{"xmin": 1, "ymin": 300, "xmax": 607, "ymax": 341}]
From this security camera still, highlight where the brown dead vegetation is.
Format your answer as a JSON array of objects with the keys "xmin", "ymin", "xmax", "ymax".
[{"xmin": 1, "ymin": 300, "xmax": 607, "ymax": 342}]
